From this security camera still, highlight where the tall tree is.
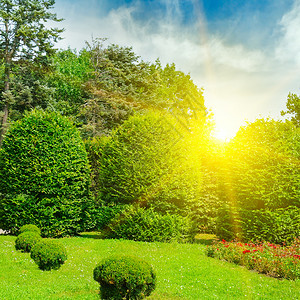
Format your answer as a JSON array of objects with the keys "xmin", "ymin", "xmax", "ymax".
[{"xmin": 0, "ymin": 0, "xmax": 63, "ymax": 145}]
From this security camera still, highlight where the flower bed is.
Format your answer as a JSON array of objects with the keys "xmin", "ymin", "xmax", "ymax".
[{"xmin": 206, "ymin": 238, "xmax": 300, "ymax": 280}]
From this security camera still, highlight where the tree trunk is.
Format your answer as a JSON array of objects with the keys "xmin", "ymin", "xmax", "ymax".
[{"xmin": 0, "ymin": 64, "xmax": 10, "ymax": 147}]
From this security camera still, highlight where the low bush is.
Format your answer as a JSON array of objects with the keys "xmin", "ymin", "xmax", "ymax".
[
  {"xmin": 19, "ymin": 224, "xmax": 41, "ymax": 236},
  {"xmin": 93, "ymin": 255, "xmax": 156, "ymax": 300},
  {"xmin": 30, "ymin": 239, "xmax": 67, "ymax": 271},
  {"xmin": 15, "ymin": 232, "xmax": 42, "ymax": 253},
  {"xmin": 103, "ymin": 206, "xmax": 197, "ymax": 243},
  {"xmin": 205, "ymin": 239, "xmax": 300, "ymax": 280}
]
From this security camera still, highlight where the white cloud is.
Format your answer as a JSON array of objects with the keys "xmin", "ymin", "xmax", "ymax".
[{"xmin": 276, "ymin": 0, "xmax": 300, "ymax": 65}]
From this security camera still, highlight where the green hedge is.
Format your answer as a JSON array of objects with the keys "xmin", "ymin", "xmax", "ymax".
[
  {"xmin": 216, "ymin": 206, "xmax": 300, "ymax": 244},
  {"xmin": 103, "ymin": 205, "xmax": 197, "ymax": 243},
  {"xmin": 0, "ymin": 110, "xmax": 92, "ymax": 236}
]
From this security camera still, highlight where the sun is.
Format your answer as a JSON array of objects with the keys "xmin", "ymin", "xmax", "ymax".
[{"xmin": 211, "ymin": 128, "xmax": 235, "ymax": 142}]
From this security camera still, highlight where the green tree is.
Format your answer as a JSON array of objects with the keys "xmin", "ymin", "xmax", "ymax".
[
  {"xmin": 78, "ymin": 39, "xmax": 206, "ymax": 138},
  {"xmin": 0, "ymin": 0, "xmax": 63, "ymax": 145},
  {"xmin": 281, "ymin": 92, "xmax": 300, "ymax": 127},
  {"xmin": 46, "ymin": 48, "xmax": 93, "ymax": 118}
]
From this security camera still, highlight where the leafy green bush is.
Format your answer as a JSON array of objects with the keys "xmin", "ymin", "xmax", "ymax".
[
  {"xmin": 19, "ymin": 224, "xmax": 41, "ymax": 236},
  {"xmin": 30, "ymin": 239, "xmax": 67, "ymax": 271},
  {"xmin": 92, "ymin": 203, "xmax": 128, "ymax": 230},
  {"xmin": 222, "ymin": 119, "xmax": 299, "ymax": 210},
  {"xmin": 215, "ymin": 206, "xmax": 300, "ymax": 245},
  {"xmin": 0, "ymin": 109, "xmax": 91, "ymax": 237},
  {"xmin": 93, "ymin": 255, "xmax": 156, "ymax": 300},
  {"xmin": 103, "ymin": 206, "xmax": 197, "ymax": 243},
  {"xmin": 15, "ymin": 232, "xmax": 42, "ymax": 253},
  {"xmin": 97, "ymin": 112, "xmax": 186, "ymax": 206},
  {"xmin": 240, "ymin": 206, "xmax": 300, "ymax": 245}
]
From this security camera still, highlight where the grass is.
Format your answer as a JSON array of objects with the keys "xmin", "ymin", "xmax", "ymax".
[{"xmin": 0, "ymin": 233, "xmax": 299, "ymax": 299}]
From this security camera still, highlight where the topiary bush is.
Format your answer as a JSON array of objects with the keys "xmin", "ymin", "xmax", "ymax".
[
  {"xmin": 15, "ymin": 232, "xmax": 42, "ymax": 253},
  {"xmin": 103, "ymin": 205, "xmax": 197, "ymax": 243},
  {"xmin": 19, "ymin": 224, "xmax": 41, "ymax": 236},
  {"xmin": 93, "ymin": 255, "xmax": 156, "ymax": 300},
  {"xmin": 30, "ymin": 239, "xmax": 67, "ymax": 271},
  {"xmin": 0, "ymin": 109, "xmax": 92, "ymax": 237}
]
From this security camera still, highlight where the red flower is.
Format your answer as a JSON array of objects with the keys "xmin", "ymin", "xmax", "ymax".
[{"xmin": 243, "ymin": 250, "xmax": 251, "ymax": 254}]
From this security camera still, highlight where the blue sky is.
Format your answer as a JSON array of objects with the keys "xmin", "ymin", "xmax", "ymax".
[{"xmin": 53, "ymin": 0, "xmax": 300, "ymax": 139}]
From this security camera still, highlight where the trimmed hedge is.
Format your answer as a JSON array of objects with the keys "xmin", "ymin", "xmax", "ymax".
[
  {"xmin": 0, "ymin": 110, "xmax": 91, "ymax": 237},
  {"xmin": 15, "ymin": 232, "xmax": 42, "ymax": 253},
  {"xmin": 93, "ymin": 255, "xmax": 156, "ymax": 299},
  {"xmin": 31, "ymin": 239, "xmax": 67, "ymax": 270},
  {"xmin": 103, "ymin": 205, "xmax": 197, "ymax": 243}
]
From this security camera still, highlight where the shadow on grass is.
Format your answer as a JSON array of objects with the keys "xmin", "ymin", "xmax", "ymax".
[
  {"xmin": 194, "ymin": 233, "xmax": 217, "ymax": 245},
  {"xmin": 79, "ymin": 231, "xmax": 104, "ymax": 239}
]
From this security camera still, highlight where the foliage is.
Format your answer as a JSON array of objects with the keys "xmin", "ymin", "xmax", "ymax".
[
  {"xmin": 240, "ymin": 207, "xmax": 300, "ymax": 245},
  {"xmin": 46, "ymin": 48, "xmax": 93, "ymax": 117},
  {"xmin": 206, "ymin": 239, "xmax": 300, "ymax": 280},
  {"xmin": 0, "ymin": 0, "xmax": 63, "ymax": 143},
  {"xmin": 0, "ymin": 109, "xmax": 91, "ymax": 236},
  {"xmin": 98, "ymin": 112, "xmax": 186, "ymax": 206},
  {"xmin": 103, "ymin": 206, "xmax": 197, "ymax": 243},
  {"xmin": 93, "ymin": 255, "xmax": 156, "ymax": 299},
  {"xmin": 76, "ymin": 38, "xmax": 206, "ymax": 138},
  {"xmin": 15, "ymin": 231, "xmax": 41, "ymax": 252},
  {"xmin": 31, "ymin": 239, "xmax": 67, "ymax": 271},
  {"xmin": 3, "ymin": 62, "xmax": 55, "ymax": 121},
  {"xmin": 215, "ymin": 206, "xmax": 300, "ymax": 245},
  {"xmin": 19, "ymin": 224, "xmax": 41, "ymax": 236},
  {"xmin": 281, "ymin": 92, "xmax": 300, "ymax": 127},
  {"xmin": 220, "ymin": 119, "xmax": 300, "ymax": 210},
  {"xmin": 215, "ymin": 204, "xmax": 241, "ymax": 242},
  {"xmin": 92, "ymin": 203, "xmax": 128, "ymax": 231}
]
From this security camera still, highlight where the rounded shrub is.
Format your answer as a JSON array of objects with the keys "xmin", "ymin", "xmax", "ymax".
[
  {"xmin": 15, "ymin": 232, "xmax": 42, "ymax": 253},
  {"xmin": 93, "ymin": 255, "xmax": 156, "ymax": 300},
  {"xmin": 0, "ymin": 109, "xmax": 91, "ymax": 237},
  {"xmin": 98, "ymin": 112, "xmax": 185, "ymax": 205},
  {"xmin": 19, "ymin": 224, "xmax": 41, "ymax": 236},
  {"xmin": 30, "ymin": 239, "xmax": 67, "ymax": 271}
]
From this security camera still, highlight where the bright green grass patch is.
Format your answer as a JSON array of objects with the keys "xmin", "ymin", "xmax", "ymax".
[{"xmin": 0, "ymin": 235, "xmax": 299, "ymax": 299}]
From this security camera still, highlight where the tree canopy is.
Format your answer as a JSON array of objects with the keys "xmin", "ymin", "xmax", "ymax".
[{"xmin": 0, "ymin": 0, "xmax": 63, "ymax": 144}]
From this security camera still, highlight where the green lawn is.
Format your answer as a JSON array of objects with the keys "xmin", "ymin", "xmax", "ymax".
[{"xmin": 0, "ymin": 234, "xmax": 299, "ymax": 299}]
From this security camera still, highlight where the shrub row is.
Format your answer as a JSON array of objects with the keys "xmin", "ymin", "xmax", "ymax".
[
  {"xmin": 14, "ymin": 225, "xmax": 156, "ymax": 298},
  {"xmin": 15, "ymin": 224, "xmax": 67, "ymax": 271},
  {"xmin": 216, "ymin": 206, "xmax": 300, "ymax": 244}
]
